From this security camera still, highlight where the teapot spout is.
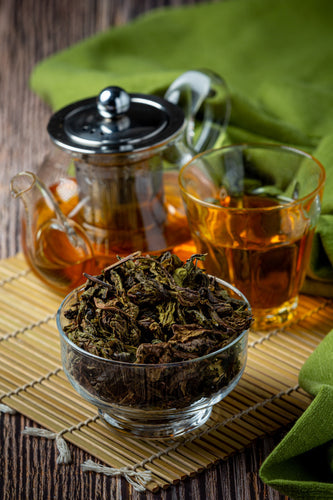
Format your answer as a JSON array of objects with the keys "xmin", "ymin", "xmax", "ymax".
[{"xmin": 10, "ymin": 171, "xmax": 94, "ymax": 292}]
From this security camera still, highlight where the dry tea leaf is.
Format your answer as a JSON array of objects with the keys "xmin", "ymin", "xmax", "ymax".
[
  {"xmin": 62, "ymin": 252, "xmax": 253, "ymax": 409},
  {"xmin": 64, "ymin": 251, "xmax": 252, "ymax": 364}
]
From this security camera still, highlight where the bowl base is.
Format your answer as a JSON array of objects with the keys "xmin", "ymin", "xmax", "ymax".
[{"xmin": 98, "ymin": 406, "xmax": 212, "ymax": 439}]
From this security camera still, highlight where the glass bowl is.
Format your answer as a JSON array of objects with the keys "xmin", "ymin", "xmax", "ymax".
[{"xmin": 57, "ymin": 277, "xmax": 251, "ymax": 439}]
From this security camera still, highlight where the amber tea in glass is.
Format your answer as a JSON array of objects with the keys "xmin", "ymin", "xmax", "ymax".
[{"xmin": 179, "ymin": 144, "xmax": 325, "ymax": 330}]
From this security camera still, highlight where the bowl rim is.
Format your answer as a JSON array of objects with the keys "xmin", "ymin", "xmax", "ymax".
[{"xmin": 57, "ymin": 276, "xmax": 251, "ymax": 368}]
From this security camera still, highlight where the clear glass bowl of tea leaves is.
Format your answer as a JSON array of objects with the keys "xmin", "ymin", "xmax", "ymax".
[{"xmin": 57, "ymin": 251, "xmax": 252, "ymax": 438}]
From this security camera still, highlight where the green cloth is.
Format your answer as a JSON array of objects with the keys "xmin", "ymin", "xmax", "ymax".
[
  {"xmin": 259, "ymin": 329, "xmax": 333, "ymax": 499},
  {"xmin": 30, "ymin": 0, "xmax": 333, "ymax": 294}
]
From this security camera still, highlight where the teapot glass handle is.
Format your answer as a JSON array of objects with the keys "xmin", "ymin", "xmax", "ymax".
[{"xmin": 164, "ymin": 69, "xmax": 231, "ymax": 153}]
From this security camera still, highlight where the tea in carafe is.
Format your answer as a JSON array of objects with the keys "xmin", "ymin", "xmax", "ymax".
[
  {"xmin": 11, "ymin": 172, "xmax": 97, "ymax": 292},
  {"xmin": 13, "ymin": 167, "xmax": 193, "ymax": 293}
]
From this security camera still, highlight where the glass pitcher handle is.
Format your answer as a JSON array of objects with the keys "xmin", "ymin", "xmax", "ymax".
[{"xmin": 164, "ymin": 69, "xmax": 231, "ymax": 153}]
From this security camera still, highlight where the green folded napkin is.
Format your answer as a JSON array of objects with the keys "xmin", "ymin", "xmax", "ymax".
[
  {"xmin": 30, "ymin": 0, "xmax": 333, "ymax": 293},
  {"xmin": 259, "ymin": 329, "xmax": 333, "ymax": 499}
]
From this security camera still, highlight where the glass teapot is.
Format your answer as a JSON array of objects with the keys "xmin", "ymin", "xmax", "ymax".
[{"xmin": 11, "ymin": 70, "xmax": 230, "ymax": 293}]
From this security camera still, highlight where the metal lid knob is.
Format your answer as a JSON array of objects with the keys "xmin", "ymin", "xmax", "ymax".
[{"xmin": 97, "ymin": 86, "xmax": 131, "ymax": 118}]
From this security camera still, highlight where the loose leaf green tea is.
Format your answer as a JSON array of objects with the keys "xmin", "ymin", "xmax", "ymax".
[
  {"xmin": 61, "ymin": 251, "xmax": 253, "ymax": 411},
  {"xmin": 64, "ymin": 251, "xmax": 252, "ymax": 364}
]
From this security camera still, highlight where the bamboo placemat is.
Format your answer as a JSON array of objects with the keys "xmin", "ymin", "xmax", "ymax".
[{"xmin": 1, "ymin": 253, "xmax": 332, "ymax": 492}]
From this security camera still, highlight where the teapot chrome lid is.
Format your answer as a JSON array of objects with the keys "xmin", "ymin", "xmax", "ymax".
[{"xmin": 47, "ymin": 86, "xmax": 185, "ymax": 155}]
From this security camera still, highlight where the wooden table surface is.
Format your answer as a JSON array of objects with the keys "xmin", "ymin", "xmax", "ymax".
[{"xmin": 0, "ymin": 0, "xmax": 290, "ymax": 498}]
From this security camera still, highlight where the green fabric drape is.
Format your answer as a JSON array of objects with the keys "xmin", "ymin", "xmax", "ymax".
[{"xmin": 260, "ymin": 329, "xmax": 333, "ymax": 499}]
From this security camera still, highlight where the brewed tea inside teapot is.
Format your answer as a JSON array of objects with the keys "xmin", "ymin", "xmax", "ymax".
[{"xmin": 11, "ymin": 70, "xmax": 230, "ymax": 292}]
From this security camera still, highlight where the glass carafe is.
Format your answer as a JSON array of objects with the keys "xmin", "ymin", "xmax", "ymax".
[{"xmin": 11, "ymin": 70, "xmax": 230, "ymax": 293}]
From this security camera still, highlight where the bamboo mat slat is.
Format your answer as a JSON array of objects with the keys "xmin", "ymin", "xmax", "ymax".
[{"xmin": 0, "ymin": 253, "xmax": 332, "ymax": 492}]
